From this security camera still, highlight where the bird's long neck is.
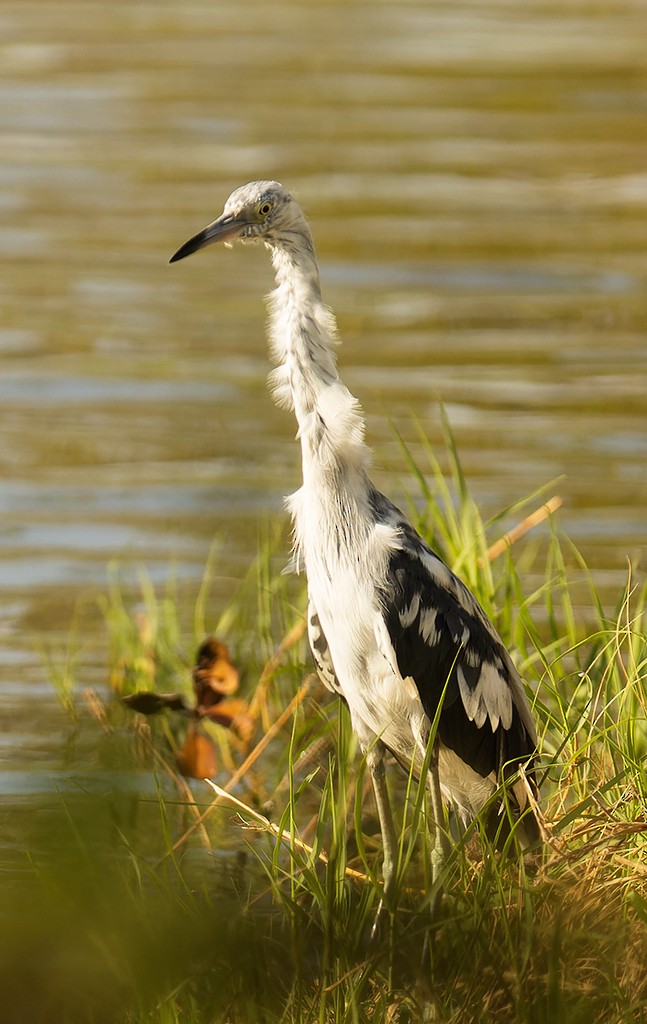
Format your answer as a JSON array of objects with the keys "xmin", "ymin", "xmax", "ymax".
[
  {"xmin": 267, "ymin": 236, "xmax": 370, "ymax": 481},
  {"xmin": 267, "ymin": 231, "xmax": 388, "ymax": 590}
]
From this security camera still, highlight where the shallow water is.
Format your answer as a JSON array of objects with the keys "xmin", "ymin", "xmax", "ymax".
[{"xmin": 1, "ymin": 0, "xmax": 646, "ymax": 784}]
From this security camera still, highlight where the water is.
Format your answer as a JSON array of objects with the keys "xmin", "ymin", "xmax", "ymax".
[{"xmin": 1, "ymin": 0, "xmax": 646, "ymax": 783}]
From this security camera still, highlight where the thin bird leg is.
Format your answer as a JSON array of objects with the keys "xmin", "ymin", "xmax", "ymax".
[
  {"xmin": 427, "ymin": 747, "xmax": 451, "ymax": 915},
  {"xmin": 365, "ymin": 741, "xmax": 398, "ymax": 918}
]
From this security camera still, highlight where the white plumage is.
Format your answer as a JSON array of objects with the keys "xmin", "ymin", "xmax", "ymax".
[{"xmin": 171, "ymin": 180, "xmax": 540, "ymax": 909}]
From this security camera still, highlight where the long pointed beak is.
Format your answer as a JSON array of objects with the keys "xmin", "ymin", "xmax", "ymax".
[{"xmin": 169, "ymin": 213, "xmax": 245, "ymax": 264}]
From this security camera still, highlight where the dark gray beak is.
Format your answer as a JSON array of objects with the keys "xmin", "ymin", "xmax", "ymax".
[{"xmin": 169, "ymin": 213, "xmax": 245, "ymax": 264}]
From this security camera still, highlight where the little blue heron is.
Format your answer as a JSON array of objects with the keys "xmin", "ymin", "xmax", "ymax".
[{"xmin": 170, "ymin": 180, "xmax": 540, "ymax": 910}]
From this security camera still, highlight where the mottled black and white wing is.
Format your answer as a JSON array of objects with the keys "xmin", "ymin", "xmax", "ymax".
[{"xmin": 377, "ymin": 518, "xmax": 537, "ymax": 790}]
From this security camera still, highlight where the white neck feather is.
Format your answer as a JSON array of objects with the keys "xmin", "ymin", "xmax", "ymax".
[
  {"xmin": 266, "ymin": 237, "xmax": 370, "ymax": 479},
  {"xmin": 266, "ymin": 233, "xmax": 394, "ymax": 594}
]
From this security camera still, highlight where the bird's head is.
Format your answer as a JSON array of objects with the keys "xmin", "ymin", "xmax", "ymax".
[{"xmin": 169, "ymin": 180, "xmax": 306, "ymax": 263}]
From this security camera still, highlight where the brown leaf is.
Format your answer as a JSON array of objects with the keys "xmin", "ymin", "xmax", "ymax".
[
  {"xmin": 121, "ymin": 691, "xmax": 191, "ymax": 716},
  {"xmin": 176, "ymin": 722, "xmax": 218, "ymax": 779},
  {"xmin": 192, "ymin": 637, "xmax": 240, "ymax": 709},
  {"xmin": 201, "ymin": 697, "xmax": 255, "ymax": 746}
]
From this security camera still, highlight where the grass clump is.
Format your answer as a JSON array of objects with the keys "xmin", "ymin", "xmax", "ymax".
[{"xmin": 6, "ymin": 432, "xmax": 647, "ymax": 1023}]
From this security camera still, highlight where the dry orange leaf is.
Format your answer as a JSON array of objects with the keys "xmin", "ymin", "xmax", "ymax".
[
  {"xmin": 175, "ymin": 722, "xmax": 218, "ymax": 779},
  {"xmin": 192, "ymin": 637, "xmax": 240, "ymax": 711}
]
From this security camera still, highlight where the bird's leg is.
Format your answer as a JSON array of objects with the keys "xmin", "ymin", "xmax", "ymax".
[
  {"xmin": 365, "ymin": 740, "xmax": 398, "ymax": 931},
  {"xmin": 426, "ymin": 745, "xmax": 451, "ymax": 917}
]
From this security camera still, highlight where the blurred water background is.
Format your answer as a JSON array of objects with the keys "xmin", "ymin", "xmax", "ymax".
[{"xmin": 1, "ymin": 0, "xmax": 646, "ymax": 781}]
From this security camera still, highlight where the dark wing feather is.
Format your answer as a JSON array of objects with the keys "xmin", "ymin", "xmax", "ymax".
[
  {"xmin": 378, "ymin": 523, "xmax": 537, "ymax": 786},
  {"xmin": 307, "ymin": 601, "xmax": 341, "ymax": 696}
]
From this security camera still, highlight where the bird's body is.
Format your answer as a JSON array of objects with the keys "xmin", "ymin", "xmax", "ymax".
[{"xmin": 171, "ymin": 181, "xmax": 540, "ymax": 901}]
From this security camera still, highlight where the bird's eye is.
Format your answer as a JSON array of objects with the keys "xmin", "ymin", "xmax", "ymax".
[{"xmin": 258, "ymin": 200, "xmax": 273, "ymax": 218}]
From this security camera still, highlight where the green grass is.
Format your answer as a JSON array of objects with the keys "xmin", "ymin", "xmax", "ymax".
[{"xmin": 5, "ymin": 432, "xmax": 646, "ymax": 1024}]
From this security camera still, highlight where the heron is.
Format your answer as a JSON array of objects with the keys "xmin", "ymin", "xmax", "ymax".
[{"xmin": 170, "ymin": 180, "xmax": 540, "ymax": 911}]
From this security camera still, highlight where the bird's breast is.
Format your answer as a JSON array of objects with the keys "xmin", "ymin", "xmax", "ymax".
[
  {"xmin": 305, "ymin": 552, "xmax": 425, "ymax": 760},
  {"xmin": 290, "ymin": 475, "xmax": 423, "ymax": 751}
]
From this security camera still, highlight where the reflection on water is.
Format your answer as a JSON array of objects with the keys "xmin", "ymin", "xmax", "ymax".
[{"xmin": 1, "ymin": 0, "xmax": 646, "ymax": 779}]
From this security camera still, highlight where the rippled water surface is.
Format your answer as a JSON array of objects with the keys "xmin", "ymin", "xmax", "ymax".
[{"xmin": 1, "ymin": 0, "xmax": 646, "ymax": 778}]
